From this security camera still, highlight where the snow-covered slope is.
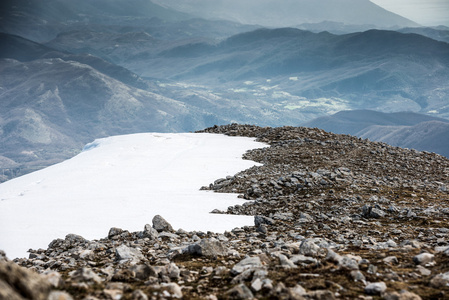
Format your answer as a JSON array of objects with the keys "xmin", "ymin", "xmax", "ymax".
[{"xmin": 0, "ymin": 133, "xmax": 266, "ymax": 259}]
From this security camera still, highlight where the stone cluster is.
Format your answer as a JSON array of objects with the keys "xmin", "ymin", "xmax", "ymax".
[{"xmin": 2, "ymin": 124, "xmax": 449, "ymax": 299}]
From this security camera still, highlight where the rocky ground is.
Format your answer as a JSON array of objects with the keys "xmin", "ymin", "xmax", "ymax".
[{"xmin": 1, "ymin": 124, "xmax": 449, "ymax": 300}]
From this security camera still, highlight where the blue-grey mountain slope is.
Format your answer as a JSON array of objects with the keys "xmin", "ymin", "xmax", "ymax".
[
  {"xmin": 0, "ymin": 0, "xmax": 192, "ymax": 42},
  {"xmin": 304, "ymin": 110, "xmax": 449, "ymax": 157},
  {"xmin": 358, "ymin": 121, "xmax": 449, "ymax": 158},
  {"xmin": 136, "ymin": 28, "xmax": 449, "ymax": 119},
  {"xmin": 153, "ymin": 0, "xmax": 418, "ymax": 28}
]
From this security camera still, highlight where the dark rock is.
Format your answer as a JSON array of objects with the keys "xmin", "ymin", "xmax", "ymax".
[
  {"xmin": 254, "ymin": 215, "xmax": 275, "ymax": 227},
  {"xmin": 108, "ymin": 227, "xmax": 124, "ymax": 239},
  {"xmin": 142, "ymin": 224, "xmax": 159, "ymax": 240},
  {"xmin": 152, "ymin": 215, "xmax": 174, "ymax": 232},
  {"xmin": 365, "ymin": 282, "xmax": 387, "ymax": 295}
]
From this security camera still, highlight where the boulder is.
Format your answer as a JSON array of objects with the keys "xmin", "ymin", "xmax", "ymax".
[
  {"xmin": 152, "ymin": 215, "xmax": 174, "ymax": 232},
  {"xmin": 186, "ymin": 238, "xmax": 228, "ymax": 257}
]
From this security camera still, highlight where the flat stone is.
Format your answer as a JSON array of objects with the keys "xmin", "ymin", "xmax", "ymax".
[
  {"xmin": 115, "ymin": 245, "xmax": 144, "ymax": 264},
  {"xmin": 231, "ymin": 256, "xmax": 263, "ymax": 275},
  {"xmin": 186, "ymin": 238, "xmax": 229, "ymax": 257}
]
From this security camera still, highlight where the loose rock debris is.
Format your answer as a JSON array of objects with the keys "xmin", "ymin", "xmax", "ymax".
[{"xmin": 2, "ymin": 124, "xmax": 449, "ymax": 299}]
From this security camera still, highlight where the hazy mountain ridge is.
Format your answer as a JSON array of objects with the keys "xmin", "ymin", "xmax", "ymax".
[
  {"xmin": 152, "ymin": 0, "xmax": 418, "ymax": 28},
  {"xmin": 140, "ymin": 28, "xmax": 449, "ymax": 119},
  {"xmin": 304, "ymin": 110, "xmax": 449, "ymax": 157},
  {"xmin": 1, "ymin": 0, "xmax": 449, "ymax": 181},
  {"xmin": 0, "ymin": 0, "xmax": 193, "ymax": 42}
]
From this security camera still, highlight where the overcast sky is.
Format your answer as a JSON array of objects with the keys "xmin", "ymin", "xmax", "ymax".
[{"xmin": 371, "ymin": 0, "xmax": 449, "ymax": 26}]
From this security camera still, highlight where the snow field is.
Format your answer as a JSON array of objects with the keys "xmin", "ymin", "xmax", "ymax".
[{"xmin": 0, "ymin": 133, "xmax": 266, "ymax": 259}]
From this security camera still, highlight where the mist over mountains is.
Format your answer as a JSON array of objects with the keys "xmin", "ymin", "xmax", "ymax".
[
  {"xmin": 152, "ymin": 0, "xmax": 418, "ymax": 28},
  {"xmin": 1, "ymin": 0, "xmax": 449, "ymax": 181}
]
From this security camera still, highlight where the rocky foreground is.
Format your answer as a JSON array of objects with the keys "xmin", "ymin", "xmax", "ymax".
[{"xmin": 1, "ymin": 124, "xmax": 449, "ymax": 300}]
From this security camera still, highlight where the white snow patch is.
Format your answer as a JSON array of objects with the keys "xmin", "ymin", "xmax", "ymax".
[{"xmin": 0, "ymin": 133, "xmax": 266, "ymax": 259}]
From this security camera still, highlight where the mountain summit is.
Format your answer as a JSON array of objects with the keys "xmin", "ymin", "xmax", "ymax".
[{"xmin": 152, "ymin": 0, "xmax": 419, "ymax": 28}]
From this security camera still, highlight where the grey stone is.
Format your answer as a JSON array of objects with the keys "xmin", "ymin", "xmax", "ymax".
[
  {"xmin": 143, "ymin": 224, "xmax": 159, "ymax": 240},
  {"xmin": 340, "ymin": 256, "xmax": 359, "ymax": 270},
  {"xmin": 108, "ymin": 227, "xmax": 123, "ymax": 239},
  {"xmin": 254, "ymin": 215, "xmax": 275, "ymax": 227},
  {"xmin": 64, "ymin": 234, "xmax": 87, "ymax": 245},
  {"xmin": 69, "ymin": 267, "xmax": 103, "ymax": 284},
  {"xmin": 152, "ymin": 215, "xmax": 174, "ymax": 232},
  {"xmin": 291, "ymin": 254, "xmax": 318, "ymax": 265},
  {"xmin": 129, "ymin": 264, "xmax": 156, "ymax": 280},
  {"xmin": 430, "ymin": 272, "xmax": 449, "ymax": 288},
  {"xmin": 161, "ymin": 283, "xmax": 183, "ymax": 298},
  {"xmin": 166, "ymin": 263, "xmax": 180, "ymax": 280},
  {"xmin": 0, "ymin": 250, "xmax": 7, "ymax": 262},
  {"xmin": 251, "ymin": 278, "xmax": 263, "ymax": 292},
  {"xmin": 278, "ymin": 254, "xmax": 296, "ymax": 269},
  {"xmin": 384, "ymin": 291, "xmax": 422, "ymax": 300},
  {"xmin": 115, "ymin": 245, "xmax": 144, "ymax": 264},
  {"xmin": 350, "ymin": 270, "xmax": 366, "ymax": 282},
  {"xmin": 413, "ymin": 253, "xmax": 434, "ymax": 265},
  {"xmin": 231, "ymin": 256, "xmax": 263, "ymax": 275},
  {"xmin": 225, "ymin": 283, "xmax": 254, "ymax": 299},
  {"xmin": 365, "ymin": 282, "xmax": 387, "ymax": 295},
  {"xmin": 290, "ymin": 285, "xmax": 307, "ymax": 298},
  {"xmin": 298, "ymin": 239, "xmax": 321, "ymax": 257},
  {"xmin": 383, "ymin": 256, "xmax": 399, "ymax": 265},
  {"xmin": 186, "ymin": 238, "xmax": 228, "ymax": 257},
  {"xmin": 0, "ymin": 261, "xmax": 52, "ymax": 300},
  {"xmin": 362, "ymin": 205, "xmax": 386, "ymax": 218},
  {"xmin": 416, "ymin": 265, "xmax": 431, "ymax": 276}
]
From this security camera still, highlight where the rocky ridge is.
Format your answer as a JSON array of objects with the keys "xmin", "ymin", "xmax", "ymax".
[{"xmin": 1, "ymin": 124, "xmax": 449, "ymax": 299}]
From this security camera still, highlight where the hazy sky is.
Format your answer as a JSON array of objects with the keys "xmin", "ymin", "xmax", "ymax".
[{"xmin": 371, "ymin": 0, "xmax": 449, "ymax": 26}]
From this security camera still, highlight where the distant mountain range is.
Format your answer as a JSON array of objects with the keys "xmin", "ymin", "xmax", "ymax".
[
  {"xmin": 1, "ymin": 0, "xmax": 448, "ymax": 181},
  {"xmin": 304, "ymin": 110, "xmax": 449, "ymax": 157},
  {"xmin": 152, "ymin": 0, "xmax": 419, "ymax": 28}
]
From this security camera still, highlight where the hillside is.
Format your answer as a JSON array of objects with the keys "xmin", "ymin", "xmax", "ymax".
[
  {"xmin": 304, "ymin": 110, "xmax": 449, "ymax": 157},
  {"xmin": 135, "ymin": 28, "xmax": 449, "ymax": 119},
  {"xmin": 1, "ymin": 0, "xmax": 449, "ymax": 183},
  {"xmin": 152, "ymin": 0, "xmax": 418, "ymax": 28},
  {"xmin": 2, "ymin": 125, "xmax": 449, "ymax": 299},
  {"xmin": 0, "ymin": 0, "xmax": 193, "ymax": 42}
]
